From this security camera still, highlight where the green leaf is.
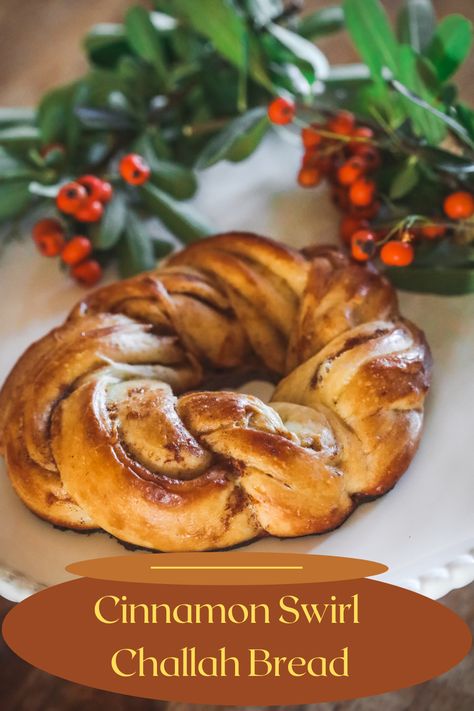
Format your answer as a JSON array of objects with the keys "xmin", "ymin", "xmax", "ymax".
[
  {"xmin": 344, "ymin": 0, "xmax": 399, "ymax": 80},
  {"xmin": 266, "ymin": 22, "xmax": 329, "ymax": 83},
  {"xmin": 173, "ymin": 0, "xmax": 246, "ymax": 71},
  {"xmin": 74, "ymin": 106, "xmax": 137, "ymax": 131},
  {"xmin": 455, "ymin": 103, "xmax": 474, "ymax": 141},
  {"xmin": 137, "ymin": 135, "xmax": 197, "ymax": 198},
  {"xmin": 426, "ymin": 14, "xmax": 473, "ymax": 82},
  {"xmin": 66, "ymin": 83, "xmax": 90, "ymax": 154},
  {"xmin": 37, "ymin": 84, "xmax": 80, "ymax": 148},
  {"xmin": 397, "ymin": 0, "xmax": 436, "ymax": 53},
  {"xmin": 411, "ymin": 239, "xmax": 474, "ymax": 268},
  {"xmin": 140, "ymin": 183, "xmax": 213, "ymax": 243},
  {"xmin": 152, "ymin": 237, "xmax": 175, "ymax": 260},
  {"xmin": 83, "ymin": 135, "xmax": 115, "ymax": 167},
  {"xmin": 81, "ymin": 67, "xmax": 132, "ymax": 105},
  {"xmin": 396, "ymin": 46, "xmax": 445, "ymax": 144},
  {"xmin": 83, "ymin": 23, "xmax": 130, "ymax": 68},
  {"xmin": 117, "ymin": 212, "xmax": 156, "ymax": 277},
  {"xmin": 135, "ymin": 129, "xmax": 172, "ymax": 161},
  {"xmin": 388, "ymin": 70, "xmax": 474, "ymax": 148},
  {"xmin": 37, "ymin": 85, "xmax": 71, "ymax": 145},
  {"xmin": 0, "ymin": 150, "xmax": 37, "ymax": 182},
  {"xmin": 389, "ymin": 160, "xmax": 419, "ymax": 199},
  {"xmin": 0, "ymin": 181, "xmax": 32, "ymax": 221},
  {"xmin": 246, "ymin": 33, "xmax": 273, "ymax": 90},
  {"xmin": 227, "ymin": 115, "xmax": 269, "ymax": 162},
  {"xmin": 173, "ymin": 0, "xmax": 272, "ymax": 91},
  {"xmin": 0, "ymin": 125, "xmax": 40, "ymax": 148},
  {"xmin": 118, "ymin": 56, "xmax": 162, "ymax": 100},
  {"xmin": 125, "ymin": 6, "xmax": 170, "ymax": 89},
  {"xmin": 196, "ymin": 107, "xmax": 269, "ymax": 169},
  {"xmin": 297, "ymin": 6, "xmax": 345, "ymax": 40},
  {"xmin": 416, "ymin": 145, "xmax": 474, "ymax": 174},
  {"xmin": 269, "ymin": 63, "xmax": 309, "ymax": 95},
  {"xmin": 93, "ymin": 192, "xmax": 126, "ymax": 250},
  {"xmin": 386, "ymin": 265, "xmax": 474, "ymax": 294},
  {"xmin": 150, "ymin": 160, "xmax": 197, "ymax": 200},
  {"xmin": 0, "ymin": 108, "xmax": 36, "ymax": 127}
]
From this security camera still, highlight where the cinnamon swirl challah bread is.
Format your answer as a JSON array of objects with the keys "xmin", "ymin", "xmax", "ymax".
[{"xmin": 0, "ymin": 233, "xmax": 431, "ymax": 550}]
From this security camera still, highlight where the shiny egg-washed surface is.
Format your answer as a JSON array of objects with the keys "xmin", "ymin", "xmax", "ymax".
[{"xmin": 0, "ymin": 233, "xmax": 431, "ymax": 551}]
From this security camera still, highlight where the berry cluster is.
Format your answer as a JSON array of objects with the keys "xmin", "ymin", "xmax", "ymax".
[
  {"xmin": 32, "ymin": 153, "xmax": 151, "ymax": 286},
  {"xmin": 32, "ymin": 219, "xmax": 101, "ymax": 286},
  {"xmin": 56, "ymin": 175, "xmax": 112, "ymax": 223},
  {"xmin": 267, "ymin": 98, "xmax": 474, "ymax": 270},
  {"xmin": 296, "ymin": 109, "xmax": 405, "ymax": 261},
  {"xmin": 350, "ymin": 191, "xmax": 474, "ymax": 267}
]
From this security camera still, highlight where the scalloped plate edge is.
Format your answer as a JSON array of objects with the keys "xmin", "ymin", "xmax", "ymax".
[{"xmin": 1, "ymin": 549, "xmax": 474, "ymax": 603}]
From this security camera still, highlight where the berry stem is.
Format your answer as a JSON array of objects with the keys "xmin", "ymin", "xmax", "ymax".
[
  {"xmin": 182, "ymin": 117, "xmax": 230, "ymax": 137},
  {"xmin": 293, "ymin": 117, "xmax": 379, "ymax": 146}
]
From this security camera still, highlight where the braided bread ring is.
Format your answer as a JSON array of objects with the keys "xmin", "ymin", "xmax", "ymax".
[{"xmin": 0, "ymin": 233, "xmax": 431, "ymax": 551}]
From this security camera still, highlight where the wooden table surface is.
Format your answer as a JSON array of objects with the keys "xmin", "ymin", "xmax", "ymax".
[{"xmin": 0, "ymin": 1, "xmax": 473, "ymax": 709}]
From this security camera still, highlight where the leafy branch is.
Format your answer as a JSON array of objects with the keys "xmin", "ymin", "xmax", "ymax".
[{"xmin": 0, "ymin": 0, "xmax": 339, "ymax": 278}]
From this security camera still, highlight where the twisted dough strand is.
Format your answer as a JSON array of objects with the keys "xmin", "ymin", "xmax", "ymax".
[{"xmin": 0, "ymin": 233, "xmax": 431, "ymax": 550}]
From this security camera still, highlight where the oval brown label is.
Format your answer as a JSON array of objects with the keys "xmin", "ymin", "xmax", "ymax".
[
  {"xmin": 2, "ymin": 555, "xmax": 471, "ymax": 705},
  {"xmin": 67, "ymin": 552, "xmax": 387, "ymax": 585}
]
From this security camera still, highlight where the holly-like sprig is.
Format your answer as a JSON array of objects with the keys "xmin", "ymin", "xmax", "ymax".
[
  {"xmin": 1, "ymin": 0, "xmax": 474, "ymax": 294},
  {"xmin": 265, "ymin": 0, "xmax": 474, "ymax": 295},
  {"xmin": 31, "ymin": 156, "xmax": 150, "ymax": 285},
  {"xmin": 268, "ymin": 96, "xmax": 474, "ymax": 284},
  {"xmin": 0, "ymin": 0, "xmax": 339, "ymax": 285}
]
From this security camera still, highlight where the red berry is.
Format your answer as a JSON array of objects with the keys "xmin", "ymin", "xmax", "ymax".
[
  {"xmin": 301, "ymin": 125, "xmax": 322, "ymax": 149},
  {"xmin": 337, "ymin": 156, "xmax": 366, "ymax": 186},
  {"xmin": 380, "ymin": 241, "xmax": 414, "ymax": 267},
  {"xmin": 34, "ymin": 232, "xmax": 65, "ymax": 257},
  {"xmin": 348, "ymin": 126, "xmax": 374, "ymax": 152},
  {"xmin": 297, "ymin": 167, "xmax": 322, "ymax": 188},
  {"xmin": 98, "ymin": 181, "xmax": 113, "ymax": 203},
  {"xmin": 75, "ymin": 199, "xmax": 104, "ymax": 223},
  {"xmin": 267, "ymin": 97, "xmax": 295, "ymax": 125},
  {"xmin": 32, "ymin": 218, "xmax": 63, "ymax": 241},
  {"xmin": 61, "ymin": 236, "xmax": 93, "ymax": 266},
  {"xmin": 303, "ymin": 152, "xmax": 332, "ymax": 174},
  {"xmin": 77, "ymin": 175, "xmax": 104, "ymax": 201},
  {"xmin": 56, "ymin": 182, "xmax": 88, "ymax": 215},
  {"xmin": 443, "ymin": 191, "xmax": 474, "ymax": 220},
  {"xmin": 351, "ymin": 229, "xmax": 376, "ymax": 261},
  {"xmin": 32, "ymin": 219, "xmax": 65, "ymax": 256},
  {"xmin": 352, "ymin": 126, "xmax": 374, "ymax": 139},
  {"xmin": 78, "ymin": 175, "xmax": 113, "ymax": 203},
  {"xmin": 71, "ymin": 259, "xmax": 103, "ymax": 286},
  {"xmin": 340, "ymin": 216, "xmax": 369, "ymax": 245},
  {"xmin": 331, "ymin": 186, "xmax": 351, "ymax": 211},
  {"xmin": 302, "ymin": 149, "xmax": 318, "ymax": 168},
  {"xmin": 119, "ymin": 153, "xmax": 151, "ymax": 186},
  {"xmin": 354, "ymin": 144, "xmax": 381, "ymax": 171},
  {"xmin": 349, "ymin": 177, "xmax": 376, "ymax": 207},
  {"xmin": 327, "ymin": 110, "xmax": 355, "ymax": 136},
  {"xmin": 348, "ymin": 200, "xmax": 381, "ymax": 220},
  {"xmin": 420, "ymin": 223, "xmax": 446, "ymax": 239}
]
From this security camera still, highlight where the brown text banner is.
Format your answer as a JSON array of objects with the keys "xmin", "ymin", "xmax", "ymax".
[{"xmin": 2, "ymin": 554, "xmax": 471, "ymax": 705}]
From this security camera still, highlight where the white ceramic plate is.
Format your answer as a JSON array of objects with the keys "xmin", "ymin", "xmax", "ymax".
[{"xmin": 1, "ymin": 136, "xmax": 473, "ymax": 602}]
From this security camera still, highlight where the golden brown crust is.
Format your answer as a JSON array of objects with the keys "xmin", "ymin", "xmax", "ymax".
[{"xmin": 0, "ymin": 233, "xmax": 431, "ymax": 550}]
